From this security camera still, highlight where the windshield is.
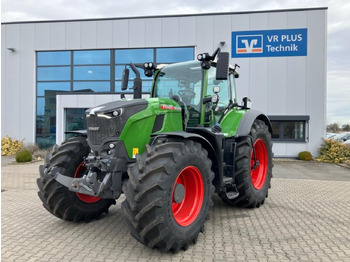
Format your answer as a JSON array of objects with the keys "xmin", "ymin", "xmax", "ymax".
[{"xmin": 154, "ymin": 61, "xmax": 202, "ymax": 111}]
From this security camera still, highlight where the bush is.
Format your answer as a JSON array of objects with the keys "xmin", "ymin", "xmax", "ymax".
[
  {"xmin": 1, "ymin": 135, "xmax": 23, "ymax": 156},
  {"xmin": 22, "ymin": 143, "xmax": 40, "ymax": 154},
  {"xmin": 316, "ymin": 139, "xmax": 350, "ymax": 163},
  {"xmin": 298, "ymin": 151, "xmax": 313, "ymax": 161},
  {"xmin": 15, "ymin": 150, "xmax": 32, "ymax": 163}
]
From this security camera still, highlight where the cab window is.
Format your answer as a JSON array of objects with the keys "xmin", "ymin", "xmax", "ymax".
[{"xmin": 206, "ymin": 66, "xmax": 231, "ymax": 109}]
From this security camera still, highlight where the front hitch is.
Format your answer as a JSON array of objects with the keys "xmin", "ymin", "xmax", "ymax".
[{"xmin": 46, "ymin": 167, "xmax": 118, "ymax": 199}]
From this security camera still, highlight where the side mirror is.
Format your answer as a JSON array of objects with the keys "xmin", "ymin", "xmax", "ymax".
[
  {"xmin": 121, "ymin": 68, "xmax": 129, "ymax": 91},
  {"xmin": 216, "ymin": 52, "xmax": 229, "ymax": 80}
]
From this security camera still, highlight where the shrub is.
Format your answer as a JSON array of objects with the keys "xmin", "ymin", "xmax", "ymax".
[
  {"xmin": 316, "ymin": 139, "xmax": 350, "ymax": 163},
  {"xmin": 22, "ymin": 143, "xmax": 39, "ymax": 154},
  {"xmin": 298, "ymin": 151, "xmax": 313, "ymax": 161},
  {"xmin": 15, "ymin": 150, "xmax": 32, "ymax": 163},
  {"xmin": 1, "ymin": 135, "xmax": 23, "ymax": 156}
]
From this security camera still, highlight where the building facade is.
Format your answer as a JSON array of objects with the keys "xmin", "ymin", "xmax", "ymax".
[{"xmin": 1, "ymin": 8, "xmax": 327, "ymax": 157}]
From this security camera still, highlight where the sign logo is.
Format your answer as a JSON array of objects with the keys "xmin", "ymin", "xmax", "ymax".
[
  {"xmin": 160, "ymin": 104, "xmax": 181, "ymax": 111},
  {"xmin": 236, "ymin": 35, "xmax": 263, "ymax": 53},
  {"xmin": 232, "ymin": 28, "xmax": 307, "ymax": 58},
  {"xmin": 88, "ymin": 127, "xmax": 100, "ymax": 131}
]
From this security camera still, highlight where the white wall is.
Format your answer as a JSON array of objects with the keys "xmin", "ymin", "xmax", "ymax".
[{"xmin": 1, "ymin": 9, "xmax": 327, "ymax": 157}]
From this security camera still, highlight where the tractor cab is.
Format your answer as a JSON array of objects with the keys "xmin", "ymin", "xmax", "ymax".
[{"xmin": 151, "ymin": 60, "xmax": 238, "ymax": 128}]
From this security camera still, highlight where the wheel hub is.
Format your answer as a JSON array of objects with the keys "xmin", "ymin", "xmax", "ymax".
[
  {"xmin": 173, "ymin": 183, "xmax": 185, "ymax": 203},
  {"xmin": 171, "ymin": 166, "xmax": 204, "ymax": 226},
  {"xmin": 250, "ymin": 139, "xmax": 268, "ymax": 190}
]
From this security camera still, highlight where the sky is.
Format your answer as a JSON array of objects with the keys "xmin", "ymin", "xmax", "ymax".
[{"xmin": 1, "ymin": 0, "xmax": 349, "ymax": 125}]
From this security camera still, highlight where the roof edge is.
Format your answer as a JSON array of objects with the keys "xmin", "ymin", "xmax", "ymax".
[{"xmin": 2, "ymin": 7, "xmax": 328, "ymax": 25}]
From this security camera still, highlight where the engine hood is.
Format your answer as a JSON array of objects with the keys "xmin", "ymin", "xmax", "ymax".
[{"xmin": 86, "ymin": 99, "xmax": 148, "ymax": 115}]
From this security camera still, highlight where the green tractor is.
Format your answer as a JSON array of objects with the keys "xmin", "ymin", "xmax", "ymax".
[{"xmin": 37, "ymin": 49, "xmax": 273, "ymax": 252}]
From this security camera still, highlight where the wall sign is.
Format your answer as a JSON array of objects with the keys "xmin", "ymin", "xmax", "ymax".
[{"xmin": 232, "ymin": 28, "xmax": 307, "ymax": 58}]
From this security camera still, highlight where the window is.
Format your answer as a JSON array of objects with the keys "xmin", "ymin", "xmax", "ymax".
[
  {"xmin": 36, "ymin": 51, "xmax": 71, "ymax": 149},
  {"xmin": 73, "ymin": 50, "xmax": 111, "ymax": 93},
  {"xmin": 156, "ymin": 47, "xmax": 194, "ymax": 63},
  {"xmin": 65, "ymin": 108, "xmax": 87, "ymax": 140},
  {"xmin": 269, "ymin": 116, "xmax": 309, "ymax": 142},
  {"xmin": 36, "ymin": 47, "xmax": 194, "ymax": 148},
  {"xmin": 207, "ymin": 66, "xmax": 231, "ymax": 109},
  {"xmin": 114, "ymin": 47, "xmax": 194, "ymax": 93}
]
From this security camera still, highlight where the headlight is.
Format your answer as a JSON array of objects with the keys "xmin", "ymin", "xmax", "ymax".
[{"xmin": 96, "ymin": 108, "xmax": 123, "ymax": 118}]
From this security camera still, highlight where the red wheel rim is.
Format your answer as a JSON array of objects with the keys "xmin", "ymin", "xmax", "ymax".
[
  {"xmin": 74, "ymin": 162, "xmax": 101, "ymax": 203},
  {"xmin": 250, "ymin": 139, "xmax": 268, "ymax": 190},
  {"xmin": 171, "ymin": 166, "xmax": 204, "ymax": 227}
]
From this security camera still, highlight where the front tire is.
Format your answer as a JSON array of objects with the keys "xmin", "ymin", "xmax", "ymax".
[
  {"xmin": 121, "ymin": 140, "xmax": 214, "ymax": 252},
  {"xmin": 220, "ymin": 119, "xmax": 273, "ymax": 208},
  {"xmin": 37, "ymin": 137, "xmax": 115, "ymax": 222}
]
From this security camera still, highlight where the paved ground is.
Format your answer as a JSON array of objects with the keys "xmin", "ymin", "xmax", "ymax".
[{"xmin": 1, "ymin": 159, "xmax": 350, "ymax": 261}]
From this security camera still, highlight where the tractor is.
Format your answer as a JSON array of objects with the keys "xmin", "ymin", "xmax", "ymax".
[{"xmin": 37, "ymin": 48, "xmax": 273, "ymax": 252}]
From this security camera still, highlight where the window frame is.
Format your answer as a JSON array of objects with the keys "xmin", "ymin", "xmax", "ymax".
[{"xmin": 269, "ymin": 115, "xmax": 310, "ymax": 143}]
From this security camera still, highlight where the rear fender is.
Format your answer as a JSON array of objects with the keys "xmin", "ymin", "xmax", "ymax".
[{"xmin": 236, "ymin": 110, "xmax": 272, "ymax": 136}]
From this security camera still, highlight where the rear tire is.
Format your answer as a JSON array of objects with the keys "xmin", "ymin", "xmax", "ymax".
[
  {"xmin": 121, "ymin": 139, "xmax": 214, "ymax": 252},
  {"xmin": 37, "ymin": 136, "xmax": 115, "ymax": 222},
  {"xmin": 220, "ymin": 119, "xmax": 273, "ymax": 208}
]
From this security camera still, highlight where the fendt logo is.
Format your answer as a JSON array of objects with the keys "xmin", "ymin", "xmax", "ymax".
[{"xmin": 236, "ymin": 35, "xmax": 263, "ymax": 53}]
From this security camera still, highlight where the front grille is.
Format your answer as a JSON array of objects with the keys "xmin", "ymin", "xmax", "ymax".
[{"xmin": 86, "ymin": 115, "xmax": 121, "ymax": 145}]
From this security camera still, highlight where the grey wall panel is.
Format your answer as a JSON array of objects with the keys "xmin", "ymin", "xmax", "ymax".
[
  {"xmin": 65, "ymin": 22, "xmax": 81, "ymax": 49},
  {"xmin": 1, "ymin": 26, "xmax": 7, "ymax": 137},
  {"xmin": 96, "ymin": 21, "xmax": 113, "ymax": 48},
  {"xmin": 196, "ymin": 16, "xmax": 214, "ymax": 54},
  {"xmin": 129, "ymin": 19, "xmax": 146, "ymax": 47},
  {"xmin": 81, "ymin": 21, "xmax": 97, "ymax": 49},
  {"xmin": 306, "ymin": 10, "xmax": 327, "ymax": 154},
  {"xmin": 77, "ymin": 95, "xmax": 94, "ymax": 106},
  {"xmin": 249, "ymin": 58, "xmax": 268, "ymax": 112},
  {"xmin": 94, "ymin": 95, "xmax": 114, "ymax": 105},
  {"xmin": 248, "ymin": 13, "xmax": 269, "ymax": 112},
  {"xmin": 179, "ymin": 17, "xmax": 196, "ymax": 46},
  {"xmin": 286, "ymin": 143, "xmax": 310, "ymax": 157},
  {"xmin": 50, "ymin": 23, "xmax": 66, "ymax": 50},
  {"xmin": 250, "ymin": 13, "xmax": 268, "ymax": 30},
  {"xmin": 19, "ymin": 24, "xmax": 36, "ymax": 142},
  {"xmin": 231, "ymin": 14, "xmax": 250, "ymax": 100},
  {"xmin": 162, "ymin": 17, "xmax": 179, "ymax": 47},
  {"xmin": 4, "ymin": 24, "xmax": 21, "ymax": 139},
  {"xmin": 272, "ymin": 143, "xmax": 287, "ymax": 157},
  {"xmin": 213, "ymin": 15, "xmax": 231, "ymax": 53},
  {"xmin": 231, "ymin": 14, "xmax": 250, "ymax": 30},
  {"xmin": 266, "ymin": 13, "xmax": 288, "ymax": 114},
  {"xmin": 268, "ymin": 12, "xmax": 287, "ymax": 29},
  {"xmin": 286, "ymin": 12, "xmax": 307, "ymax": 115},
  {"xmin": 35, "ymin": 23, "xmax": 50, "ymax": 50},
  {"xmin": 267, "ymin": 58, "xmax": 287, "ymax": 114},
  {"xmin": 286, "ymin": 57, "xmax": 307, "ymax": 114},
  {"xmin": 112, "ymin": 20, "xmax": 129, "ymax": 48},
  {"xmin": 145, "ymin": 18, "xmax": 162, "ymax": 47},
  {"xmin": 287, "ymin": 11, "xmax": 307, "ymax": 28}
]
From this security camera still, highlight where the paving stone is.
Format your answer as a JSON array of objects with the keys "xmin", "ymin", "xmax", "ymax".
[{"xmin": 1, "ymin": 161, "xmax": 350, "ymax": 261}]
